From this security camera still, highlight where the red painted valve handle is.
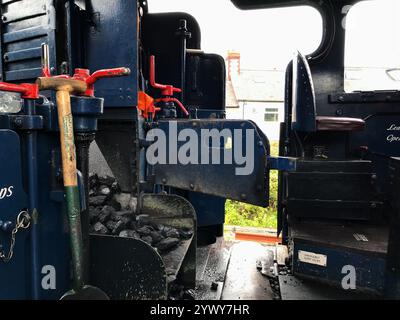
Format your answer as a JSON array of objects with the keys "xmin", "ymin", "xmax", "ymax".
[
  {"xmin": 149, "ymin": 55, "xmax": 181, "ymax": 96},
  {"xmin": 155, "ymin": 97, "xmax": 189, "ymax": 117},
  {"xmin": 41, "ymin": 67, "xmax": 131, "ymax": 97},
  {"xmin": 149, "ymin": 55, "xmax": 189, "ymax": 117},
  {"xmin": 85, "ymin": 68, "xmax": 131, "ymax": 86},
  {"xmin": 73, "ymin": 67, "xmax": 131, "ymax": 96},
  {"xmin": 0, "ymin": 82, "xmax": 39, "ymax": 99}
]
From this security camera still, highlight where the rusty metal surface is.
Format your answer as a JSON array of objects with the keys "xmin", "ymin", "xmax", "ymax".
[{"xmin": 235, "ymin": 232, "xmax": 282, "ymax": 244}]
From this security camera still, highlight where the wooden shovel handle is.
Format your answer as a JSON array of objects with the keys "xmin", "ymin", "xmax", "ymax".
[
  {"xmin": 56, "ymin": 88, "xmax": 85, "ymax": 290},
  {"xmin": 56, "ymin": 90, "xmax": 78, "ymax": 187}
]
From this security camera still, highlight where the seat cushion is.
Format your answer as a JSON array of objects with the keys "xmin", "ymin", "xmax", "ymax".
[{"xmin": 316, "ymin": 116, "xmax": 365, "ymax": 132}]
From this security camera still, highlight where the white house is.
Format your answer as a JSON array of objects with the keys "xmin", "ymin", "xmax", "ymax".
[{"xmin": 225, "ymin": 52, "xmax": 285, "ymax": 142}]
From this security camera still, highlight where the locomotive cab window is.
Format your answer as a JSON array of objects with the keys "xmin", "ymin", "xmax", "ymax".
[
  {"xmin": 345, "ymin": 0, "xmax": 400, "ymax": 92},
  {"xmin": 149, "ymin": 0, "xmax": 322, "ymax": 143}
]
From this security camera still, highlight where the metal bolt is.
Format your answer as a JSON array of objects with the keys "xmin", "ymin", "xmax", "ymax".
[
  {"xmin": 189, "ymin": 184, "xmax": 195, "ymax": 190},
  {"xmin": 56, "ymin": 169, "xmax": 63, "ymax": 181},
  {"xmin": 0, "ymin": 221, "xmax": 12, "ymax": 232},
  {"xmin": 14, "ymin": 118, "xmax": 23, "ymax": 128},
  {"xmin": 161, "ymin": 178, "xmax": 167, "ymax": 184}
]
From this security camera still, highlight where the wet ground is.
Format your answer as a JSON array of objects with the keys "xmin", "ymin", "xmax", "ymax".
[{"xmin": 195, "ymin": 239, "xmax": 274, "ymax": 300}]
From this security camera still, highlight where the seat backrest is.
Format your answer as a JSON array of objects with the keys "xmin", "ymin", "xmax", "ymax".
[{"xmin": 291, "ymin": 51, "xmax": 317, "ymax": 132}]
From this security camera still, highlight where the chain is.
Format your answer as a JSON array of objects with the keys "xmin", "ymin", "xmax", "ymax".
[{"xmin": 0, "ymin": 211, "xmax": 31, "ymax": 263}]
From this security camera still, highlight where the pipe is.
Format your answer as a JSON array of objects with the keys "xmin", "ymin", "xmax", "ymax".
[
  {"xmin": 176, "ymin": 19, "xmax": 191, "ymax": 104},
  {"xmin": 25, "ymin": 99, "xmax": 41, "ymax": 300}
]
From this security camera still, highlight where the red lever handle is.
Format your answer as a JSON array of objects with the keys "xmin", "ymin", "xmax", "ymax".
[
  {"xmin": 39, "ymin": 44, "xmax": 131, "ymax": 97},
  {"xmin": 77, "ymin": 67, "xmax": 131, "ymax": 86},
  {"xmin": 42, "ymin": 67, "xmax": 131, "ymax": 97},
  {"xmin": 0, "ymin": 82, "xmax": 39, "ymax": 99},
  {"xmin": 155, "ymin": 97, "xmax": 189, "ymax": 117},
  {"xmin": 149, "ymin": 55, "xmax": 189, "ymax": 117},
  {"xmin": 73, "ymin": 67, "xmax": 131, "ymax": 96},
  {"xmin": 149, "ymin": 55, "xmax": 181, "ymax": 96}
]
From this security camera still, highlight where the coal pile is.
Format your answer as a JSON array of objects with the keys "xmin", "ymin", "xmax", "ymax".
[{"xmin": 88, "ymin": 174, "xmax": 193, "ymax": 254}]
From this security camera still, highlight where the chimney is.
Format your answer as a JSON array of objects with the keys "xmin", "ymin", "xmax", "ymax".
[{"xmin": 227, "ymin": 51, "xmax": 241, "ymax": 81}]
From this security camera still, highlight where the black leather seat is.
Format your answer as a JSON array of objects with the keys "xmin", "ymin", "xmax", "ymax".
[{"xmin": 291, "ymin": 51, "xmax": 365, "ymax": 133}]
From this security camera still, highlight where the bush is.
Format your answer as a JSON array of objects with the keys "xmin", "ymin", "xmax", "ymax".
[{"xmin": 225, "ymin": 141, "xmax": 279, "ymax": 229}]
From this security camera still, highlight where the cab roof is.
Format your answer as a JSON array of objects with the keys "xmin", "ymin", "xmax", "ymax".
[{"xmin": 231, "ymin": 0, "xmax": 363, "ymax": 10}]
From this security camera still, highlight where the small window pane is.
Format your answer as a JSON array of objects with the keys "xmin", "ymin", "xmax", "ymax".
[{"xmin": 265, "ymin": 108, "xmax": 279, "ymax": 122}]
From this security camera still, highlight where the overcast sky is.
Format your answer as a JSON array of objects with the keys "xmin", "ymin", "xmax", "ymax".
[{"xmin": 149, "ymin": 0, "xmax": 400, "ymax": 70}]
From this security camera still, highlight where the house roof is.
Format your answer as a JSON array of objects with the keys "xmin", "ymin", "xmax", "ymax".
[{"xmin": 226, "ymin": 69, "xmax": 285, "ymax": 107}]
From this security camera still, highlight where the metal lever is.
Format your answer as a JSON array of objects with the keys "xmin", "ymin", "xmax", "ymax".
[
  {"xmin": 41, "ymin": 43, "xmax": 51, "ymax": 77},
  {"xmin": 73, "ymin": 67, "xmax": 131, "ymax": 97},
  {"xmin": 149, "ymin": 55, "xmax": 189, "ymax": 116},
  {"xmin": 41, "ymin": 67, "xmax": 131, "ymax": 97},
  {"xmin": 0, "ymin": 82, "xmax": 39, "ymax": 99},
  {"xmin": 149, "ymin": 56, "xmax": 182, "ymax": 96}
]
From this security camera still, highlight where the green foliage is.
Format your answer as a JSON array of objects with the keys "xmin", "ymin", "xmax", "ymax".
[{"xmin": 225, "ymin": 141, "xmax": 279, "ymax": 229}]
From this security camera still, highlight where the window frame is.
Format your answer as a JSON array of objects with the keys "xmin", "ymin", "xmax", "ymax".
[{"xmin": 264, "ymin": 107, "xmax": 279, "ymax": 122}]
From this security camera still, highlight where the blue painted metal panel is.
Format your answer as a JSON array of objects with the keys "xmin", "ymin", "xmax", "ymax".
[
  {"xmin": 0, "ymin": 129, "xmax": 70, "ymax": 299},
  {"xmin": 0, "ymin": 130, "xmax": 29, "ymax": 299},
  {"xmin": 268, "ymin": 156, "xmax": 297, "ymax": 171},
  {"xmin": 188, "ymin": 193, "xmax": 225, "ymax": 227},
  {"xmin": 293, "ymin": 241, "xmax": 386, "ymax": 294},
  {"xmin": 0, "ymin": 0, "xmax": 57, "ymax": 82},
  {"xmin": 85, "ymin": 0, "xmax": 138, "ymax": 107},
  {"xmin": 35, "ymin": 134, "xmax": 70, "ymax": 300},
  {"xmin": 153, "ymin": 119, "xmax": 270, "ymax": 207}
]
